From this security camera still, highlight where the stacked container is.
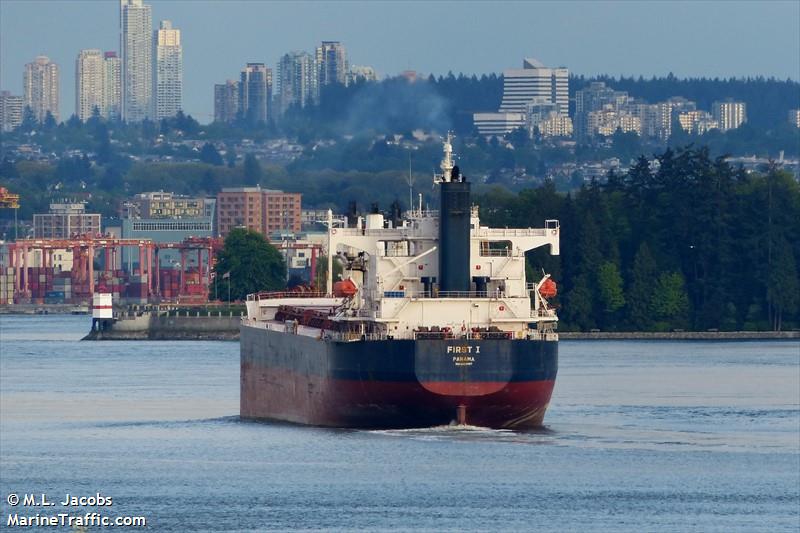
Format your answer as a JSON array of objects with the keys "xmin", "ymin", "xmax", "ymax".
[
  {"xmin": 28, "ymin": 267, "xmax": 56, "ymax": 303},
  {"xmin": 159, "ymin": 269, "xmax": 181, "ymax": 301},
  {"xmin": 0, "ymin": 267, "xmax": 14, "ymax": 304},
  {"xmin": 53, "ymin": 272, "xmax": 72, "ymax": 303},
  {"xmin": 123, "ymin": 272, "xmax": 148, "ymax": 304}
]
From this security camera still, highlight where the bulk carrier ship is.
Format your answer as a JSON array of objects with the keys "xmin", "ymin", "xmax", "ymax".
[{"xmin": 241, "ymin": 135, "xmax": 560, "ymax": 429}]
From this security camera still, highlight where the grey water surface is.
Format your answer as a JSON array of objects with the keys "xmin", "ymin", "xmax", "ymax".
[{"xmin": 1, "ymin": 315, "xmax": 798, "ymax": 532}]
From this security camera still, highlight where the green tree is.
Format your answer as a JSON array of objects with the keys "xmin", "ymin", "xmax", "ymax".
[
  {"xmin": 213, "ymin": 229, "xmax": 286, "ymax": 301},
  {"xmin": 199, "ymin": 143, "xmax": 224, "ymax": 166},
  {"xmin": 766, "ymin": 238, "xmax": 799, "ymax": 331},
  {"xmin": 627, "ymin": 242, "xmax": 657, "ymax": 330},
  {"xmin": 650, "ymin": 272, "xmax": 690, "ymax": 330},
  {"xmin": 18, "ymin": 106, "xmax": 37, "ymax": 133},
  {"xmin": 563, "ymin": 274, "xmax": 595, "ymax": 331},
  {"xmin": 597, "ymin": 261, "xmax": 625, "ymax": 315},
  {"xmin": 43, "ymin": 111, "xmax": 57, "ymax": 130},
  {"xmin": 200, "ymin": 169, "xmax": 219, "ymax": 195},
  {"xmin": 0, "ymin": 157, "xmax": 19, "ymax": 179},
  {"xmin": 225, "ymin": 146, "xmax": 237, "ymax": 168},
  {"xmin": 243, "ymin": 153, "xmax": 263, "ymax": 185},
  {"xmin": 506, "ymin": 126, "xmax": 529, "ymax": 149}
]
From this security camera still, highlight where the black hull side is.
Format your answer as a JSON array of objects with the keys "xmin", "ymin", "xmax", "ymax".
[{"xmin": 240, "ymin": 324, "xmax": 558, "ymax": 429}]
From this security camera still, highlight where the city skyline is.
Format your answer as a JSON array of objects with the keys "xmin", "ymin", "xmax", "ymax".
[{"xmin": 1, "ymin": 0, "xmax": 798, "ymax": 122}]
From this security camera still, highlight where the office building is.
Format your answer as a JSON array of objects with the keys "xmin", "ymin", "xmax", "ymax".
[
  {"xmin": 316, "ymin": 41, "xmax": 348, "ymax": 87},
  {"xmin": 277, "ymin": 51, "xmax": 317, "ymax": 115},
  {"xmin": 499, "ymin": 58, "xmax": 568, "ymax": 115},
  {"xmin": 473, "ymin": 57, "xmax": 568, "ymax": 137},
  {"xmin": 154, "ymin": 20, "xmax": 182, "ymax": 119},
  {"xmin": 214, "ymin": 80, "xmax": 239, "ymax": 123},
  {"xmin": 217, "ymin": 187, "xmax": 301, "ymax": 238},
  {"xmin": 712, "ymin": 100, "xmax": 746, "ymax": 131},
  {"xmin": 472, "ymin": 112, "xmax": 526, "ymax": 137},
  {"xmin": 120, "ymin": 0, "xmax": 153, "ymax": 121},
  {"xmin": 24, "ymin": 55, "xmax": 59, "ymax": 123},
  {"xmin": 239, "ymin": 63, "xmax": 272, "ymax": 124},
  {"xmin": 0, "ymin": 91, "xmax": 24, "ymax": 131},
  {"xmin": 33, "ymin": 203, "xmax": 101, "ymax": 239}
]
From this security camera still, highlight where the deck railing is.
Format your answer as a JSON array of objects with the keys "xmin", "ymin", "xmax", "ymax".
[{"xmin": 247, "ymin": 290, "xmax": 329, "ymax": 301}]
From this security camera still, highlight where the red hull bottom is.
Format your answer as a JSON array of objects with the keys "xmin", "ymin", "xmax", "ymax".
[{"xmin": 241, "ymin": 364, "xmax": 555, "ymax": 429}]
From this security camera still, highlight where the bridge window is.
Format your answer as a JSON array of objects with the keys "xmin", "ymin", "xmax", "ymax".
[{"xmin": 480, "ymin": 240, "xmax": 512, "ymax": 257}]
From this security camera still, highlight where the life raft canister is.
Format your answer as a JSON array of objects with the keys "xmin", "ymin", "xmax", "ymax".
[{"xmin": 539, "ymin": 278, "xmax": 557, "ymax": 299}]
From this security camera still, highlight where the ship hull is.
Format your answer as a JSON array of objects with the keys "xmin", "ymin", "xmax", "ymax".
[{"xmin": 240, "ymin": 324, "xmax": 558, "ymax": 429}]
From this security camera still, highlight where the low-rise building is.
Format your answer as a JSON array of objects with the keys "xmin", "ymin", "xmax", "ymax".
[
  {"xmin": 217, "ymin": 187, "xmax": 301, "ymax": 238},
  {"xmin": 472, "ymin": 112, "xmax": 526, "ymax": 137},
  {"xmin": 33, "ymin": 202, "xmax": 101, "ymax": 239},
  {"xmin": 124, "ymin": 191, "xmax": 215, "ymax": 220}
]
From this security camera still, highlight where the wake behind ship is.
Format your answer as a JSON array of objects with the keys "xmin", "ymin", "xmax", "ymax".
[{"xmin": 240, "ymin": 135, "xmax": 560, "ymax": 429}]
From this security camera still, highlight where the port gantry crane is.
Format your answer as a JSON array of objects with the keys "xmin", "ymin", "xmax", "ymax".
[{"xmin": 0, "ymin": 187, "xmax": 21, "ymax": 240}]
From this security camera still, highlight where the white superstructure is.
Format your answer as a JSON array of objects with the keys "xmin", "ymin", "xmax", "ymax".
[{"xmin": 247, "ymin": 136, "xmax": 560, "ymax": 342}]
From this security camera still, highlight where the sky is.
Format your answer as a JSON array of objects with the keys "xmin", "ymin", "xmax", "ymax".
[{"xmin": 1, "ymin": 0, "xmax": 798, "ymax": 122}]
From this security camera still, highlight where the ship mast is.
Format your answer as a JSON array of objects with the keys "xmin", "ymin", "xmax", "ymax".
[
  {"xmin": 435, "ymin": 132, "xmax": 455, "ymax": 183},
  {"xmin": 327, "ymin": 209, "xmax": 333, "ymax": 296}
]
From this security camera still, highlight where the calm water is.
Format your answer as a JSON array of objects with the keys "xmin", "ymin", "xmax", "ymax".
[{"xmin": 1, "ymin": 315, "xmax": 798, "ymax": 532}]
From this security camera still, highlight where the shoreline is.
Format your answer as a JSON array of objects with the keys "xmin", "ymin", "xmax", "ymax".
[
  {"xmin": 559, "ymin": 331, "xmax": 799, "ymax": 340},
  {"xmin": 2, "ymin": 307, "xmax": 797, "ymax": 341}
]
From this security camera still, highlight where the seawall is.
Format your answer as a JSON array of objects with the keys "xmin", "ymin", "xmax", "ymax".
[{"xmin": 84, "ymin": 311, "xmax": 241, "ymax": 341}]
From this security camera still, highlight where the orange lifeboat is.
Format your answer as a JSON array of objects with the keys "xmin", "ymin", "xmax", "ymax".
[
  {"xmin": 538, "ymin": 278, "xmax": 557, "ymax": 299},
  {"xmin": 333, "ymin": 279, "xmax": 358, "ymax": 297}
]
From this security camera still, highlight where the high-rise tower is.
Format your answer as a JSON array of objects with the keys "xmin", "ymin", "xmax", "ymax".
[
  {"xmin": 24, "ymin": 55, "xmax": 59, "ymax": 123},
  {"xmin": 154, "ymin": 20, "xmax": 182, "ymax": 119},
  {"xmin": 316, "ymin": 41, "xmax": 348, "ymax": 87},
  {"xmin": 103, "ymin": 52, "xmax": 122, "ymax": 121},
  {"xmin": 76, "ymin": 49, "xmax": 105, "ymax": 121},
  {"xmin": 214, "ymin": 80, "xmax": 239, "ymax": 123},
  {"xmin": 239, "ymin": 63, "xmax": 272, "ymax": 125},
  {"xmin": 120, "ymin": 0, "xmax": 153, "ymax": 122},
  {"xmin": 75, "ymin": 50, "xmax": 121, "ymax": 122},
  {"xmin": 277, "ymin": 51, "xmax": 317, "ymax": 115}
]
